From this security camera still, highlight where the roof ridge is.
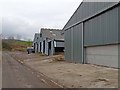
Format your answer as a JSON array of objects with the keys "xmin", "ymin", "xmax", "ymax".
[{"xmin": 41, "ymin": 28, "xmax": 61, "ymax": 31}]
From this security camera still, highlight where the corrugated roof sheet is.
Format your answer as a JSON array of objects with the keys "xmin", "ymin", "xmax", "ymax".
[
  {"xmin": 40, "ymin": 28, "xmax": 64, "ymax": 40},
  {"xmin": 33, "ymin": 33, "xmax": 40, "ymax": 42}
]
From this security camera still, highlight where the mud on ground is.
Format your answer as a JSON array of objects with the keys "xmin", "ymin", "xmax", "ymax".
[{"xmin": 9, "ymin": 51, "xmax": 118, "ymax": 88}]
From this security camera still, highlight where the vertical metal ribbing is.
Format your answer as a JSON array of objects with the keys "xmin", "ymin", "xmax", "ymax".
[{"xmin": 82, "ymin": 22, "xmax": 84, "ymax": 64}]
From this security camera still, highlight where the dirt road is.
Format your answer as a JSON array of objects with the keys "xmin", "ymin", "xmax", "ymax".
[
  {"xmin": 2, "ymin": 52, "xmax": 61, "ymax": 88},
  {"xmin": 7, "ymin": 51, "xmax": 118, "ymax": 88}
]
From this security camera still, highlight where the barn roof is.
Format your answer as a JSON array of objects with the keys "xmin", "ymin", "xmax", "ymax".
[
  {"xmin": 40, "ymin": 28, "xmax": 64, "ymax": 40},
  {"xmin": 33, "ymin": 33, "xmax": 40, "ymax": 42}
]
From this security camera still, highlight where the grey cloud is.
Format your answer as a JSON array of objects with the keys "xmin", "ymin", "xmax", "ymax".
[
  {"xmin": 1, "ymin": 0, "xmax": 81, "ymax": 41},
  {"xmin": 2, "ymin": 16, "xmax": 37, "ymax": 40}
]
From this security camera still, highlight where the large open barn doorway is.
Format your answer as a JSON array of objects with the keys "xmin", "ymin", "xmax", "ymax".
[
  {"xmin": 43, "ymin": 41, "xmax": 45, "ymax": 53},
  {"xmin": 40, "ymin": 42, "xmax": 41, "ymax": 52},
  {"xmin": 48, "ymin": 41, "xmax": 51, "ymax": 55},
  {"xmin": 55, "ymin": 47, "xmax": 64, "ymax": 52}
]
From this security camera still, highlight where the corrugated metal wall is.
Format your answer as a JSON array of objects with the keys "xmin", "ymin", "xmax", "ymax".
[
  {"xmin": 118, "ymin": 6, "xmax": 120, "ymax": 69},
  {"xmin": 64, "ymin": 2, "xmax": 116, "ymax": 29},
  {"xmin": 65, "ymin": 28, "xmax": 72, "ymax": 61},
  {"xmin": 85, "ymin": 45, "xmax": 118, "ymax": 68},
  {"xmin": 64, "ymin": 2, "xmax": 119, "ymax": 64},
  {"xmin": 65, "ymin": 24, "xmax": 82, "ymax": 63},
  {"xmin": 56, "ymin": 42, "xmax": 64, "ymax": 47},
  {"xmin": 84, "ymin": 7, "xmax": 118, "ymax": 46}
]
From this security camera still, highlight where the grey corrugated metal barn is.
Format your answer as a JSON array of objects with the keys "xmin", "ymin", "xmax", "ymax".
[
  {"xmin": 33, "ymin": 33, "xmax": 41, "ymax": 53},
  {"xmin": 63, "ymin": 1, "xmax": 120, "ymax": 68},
  {"xmin": 33, "ymin": 28, "xmax": 64, "ymax": 55}
]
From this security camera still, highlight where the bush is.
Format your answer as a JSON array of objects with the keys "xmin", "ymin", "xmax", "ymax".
[
  {"xmin": 2, "ymin": 40, "xmax": 12, "ymax": 51},
  {"xmin": 2, "ymin": 39, "xmax": 32, "ymax": 52}
]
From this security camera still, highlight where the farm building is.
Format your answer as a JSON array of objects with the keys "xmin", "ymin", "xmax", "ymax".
[
  {"xmin": 33, "ymin": 28, "xmax": 64, "ymax": 55},
  {"xmin": 63, "ymin": 1, "xmax": 120, "ymax": 68},
  {"xmin": 33, "ymin": 33, "xmax": 41, "ymax": 53}
]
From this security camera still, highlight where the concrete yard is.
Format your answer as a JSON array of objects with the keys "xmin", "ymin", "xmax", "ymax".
[{"xmin": 9, "ymin": 51, "xmax": 118, "ymax": 88}]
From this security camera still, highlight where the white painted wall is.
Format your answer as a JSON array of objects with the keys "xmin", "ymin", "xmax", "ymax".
[
  {"xmin": 45, "ymin": 40, "xmax": 49, "ymax": 55},
  {"xmin": 51, "ymin": 40, "xmax": 55, "ymax": 55},
  {"xmin": 40, "ymin": 40, "xmax": 64, "ymax": 55},
  {"xmin": 38, "ymin": 43, "xmax": 40, "ymax": 53},
  {"xmin": 85, "ymin": 45, "xmax": 118, "ymax": 68},
  {"xmin": 41, "ymin": 41, "xmax": 43, "ymax": 54},
  {"xmin": 35, "ymin": 43, "xmax": 38, "ymax": 53}
]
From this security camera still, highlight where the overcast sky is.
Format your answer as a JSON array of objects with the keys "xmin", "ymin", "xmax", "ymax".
[{"xmin": 1, "ymin": 0, "xmax": 82, "ymax": 41}]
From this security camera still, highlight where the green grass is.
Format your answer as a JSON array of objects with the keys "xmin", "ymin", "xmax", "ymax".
[
  {"xmin": 15, "ymin": 40, "xmax": 32, "ymax": 46},
  {"xmin": 2, "ymin": 39, "xmax": 32, "ymax": 52}
]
